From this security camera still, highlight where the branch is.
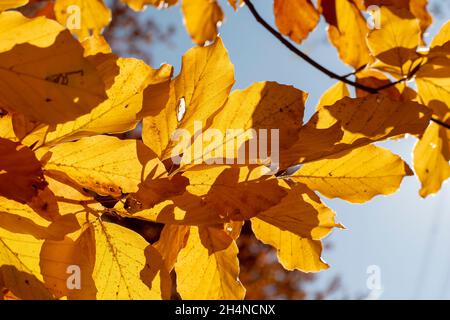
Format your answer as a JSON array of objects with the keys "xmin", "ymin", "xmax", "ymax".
[
  {"xmin": 243, "ymin": 0, "xmax": 450, "ymax": 130},
  {"xmin": 431, "ymin": 118, "xmax": 450, "ymax": 130},
  {"xmin": 341, "ymin": 64, "xmax": 367, "ymax": 78}
]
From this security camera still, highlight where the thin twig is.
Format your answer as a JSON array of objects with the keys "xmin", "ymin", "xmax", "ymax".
[
  {"xmin": 243, "ymin": 0, "xmax": 449, "ymax": 130},
  {"xmin": 342, "ymin": 64, "xmax": 367, "ymax": 78},
  {"xmin": 431, "ymin": 118, "xmax": 450, "ymax": 130}
]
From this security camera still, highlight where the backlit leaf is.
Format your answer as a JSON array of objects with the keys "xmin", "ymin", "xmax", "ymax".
[
  {"xmin": 0, "ymin": 31, "xmax": 107, "ymax": 125},
  {"xmin": 367, "ymin": 6, "xmax": 421, "ymax": 78},
  {"xmin": 182, "ymin": 0, "xmax": 223, "ymax": 46},
  {"xmin": 142, "ymin": 37, "xmax": 234, "ymax": 160},
  {"xmin": 174, "ymin": 226, "xmax": 245, "ymax": 299},
  {"xmin": 292, "ymin": 144, "xmax": 413, "ymax": 203},
  {"xmin": 44, "ymin": 135, "xmax": 160, "ymax": 197},
  {"xmin": 413, "ymin": 122, "xmax": 450, "ymax": 197},
  {"xmin": 274, "ymin": 0, "xmax": 320, "ymax": 43},
  {"xmin": 251, "ymin": 219, "xmax": 329, "ymax": 272},
  {"xmin": 320, "ymin": 0, "xmax": 371, "ymax": 68},
  {"xmin": 0, "ymin": 0, "xmax": 28, "ymax": 12}
]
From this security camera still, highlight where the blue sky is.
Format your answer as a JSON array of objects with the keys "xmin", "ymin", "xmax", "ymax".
[{"xmin": 137, "ymin": 0, "xmax": 450, "ymax": 299}]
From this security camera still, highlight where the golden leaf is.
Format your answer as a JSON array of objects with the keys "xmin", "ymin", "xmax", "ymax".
[
  {"xmin": 251, "ymin": 219, "xmax": 329, "ymax": 272},
  {"xmin": 142, "ymin": 37, "xmax": 234, "ymax": 160},
  {"xmin": 25, "ymin": 57, "xmax": 172, "ymax": 148},
  {"xmin": 126, "ymin": 165, "xmax": 289, "ymax": 225},
  {"xmin": 413, "ymin": 122, "xmax": 450, "ymax": 197},
  {"xmin": 181, "ymin": 0, "xmax": 224, "ymax": 46},
  {"xmin": 0, "ymin": 11, "xmax": 63, "ymax": 53},
  {"xmin": 44, "ymin": 135, "xmax": 160, "ymax": 197},
  {"xmin": 364, "ymin": 0, "xmax": 432, "ymax": 33},
  {"xmin": 253, "ymin": 182, "xmax": 339, "ymax": 240},
  {"xmin": 0, "ymin": 0, "xmax": 28, "ymax": 12},
  {"xmin": 174, "ymin": 226, "xmax": 245, "ymax": 299},
  {"xmin": 320, "ymin": 0, "xmax": 371, "ymax": 68},
  {"xmin": 154, "ymin": 224, "xmax": 190, "ymax": 271},
  {"xmin": 274, "ymin": 0, "xmax": 320, "ymax": 43},
  {"xmin": 281, "ymin": 94, "xmax": 431, "ymax": 167},
  {"xmin": 292, "ymin": 144, "xmax": 413, "ymax": 203},
  {"xmin": 0, "ymin": 218, "xmax": 170, "ymax": 299},
  {"xmin": 316, "ymin": 81, "xmax": 349, "ymax": 110},
  {"xmin": 367, "ymin": 6, "xmax": 421, "ymax": 78}
]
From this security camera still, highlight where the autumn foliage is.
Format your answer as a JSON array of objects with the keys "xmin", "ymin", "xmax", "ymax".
[{"xmin": 0, "ymin": 0, "xmax": 449, "ymax": 300}]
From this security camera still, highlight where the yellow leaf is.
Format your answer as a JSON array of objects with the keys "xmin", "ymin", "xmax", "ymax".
[
  {"xmin": 180, "ymin": 81, "xmax": 307, "ymax": 169},
  {"xmin": 281, "ymin": 94, "xmax": 431, "ymax": 167},
  {"xmin": 154, "ymin": 224, "xmax": 190, "ymax": 271},
  {"xmin": 367, "ymin": 6, "xmax": 421, "ymax": 78},
  {"xmin": 251, "ymin": 219, "xmax": 329, "ymax": 272},
  {"xmin": 416, "ymin": 59, "xmax": 450, "ymax": 121},
  {"xmin": 0, "ymin": 229, "xmax": 55, "ymax": 299},
  {"xmin": 0, "ymin": 196, "xmax": 81, "ymax": 240},
  {"xmin": 320, "ymin": 0, "xmax": 371, "ymax": 68},
  {"xmin": 0, "ymin": 115, "xmax": 18, "ymax": 141},
  {"xmin": 44, "ymin": 135, "xmax": 160, "ymax": 197},
  {"xmin": 292, "ymin": 144, "xmax": 413, "ymax": 203},
  {"xmin": 0, "ymin": 138, "xmax": 47, "ymax": 203},
  {"xmin": 409, "ymin": 0, "xmax": 432, "ymax": 32},
  {"xmin": 413, "ymin": 122, "xmax": 450, "ymax": 197},
  {"xmin": 415, "ymin": 21, "xmax": 450, "ymax": 121},
  {"xmin": 274, "ymin": 0, "xmax": 320, "ymax": 43},
  {"xmin": 416, "ymin": 70, "xmax": 450, "ymax": 120},
  {"xmin": 0, "ymin": 218, "xmax": 170, "ymax": 299},
  {"xmin": 81, "ymin": 35, "xmax": 112, "ymax": 56},
  {"xmin": 25, "ymin": 57, "xmax": 172, "ymax": 148},
  {"xmin": 316, "ymin": 81, "xmax": 349, "ymax": 110},
  {"xmin": 0, "ymin": 31, "xmax": 107, "ymax": 125},
  {"xmin": 431, "ymin": 21, "xmax": 450, "ymax": 48},
  {"xmin": 364, "ymin": 0, "xmax": 432, "ymax": 33},
  {"xmin": 142, "ymin": 37, "xmax": 234, "ymax": 160},
  {"xmin": 0, "ymin": 0, "xmax": 28, "ymax": 12},
  {"xmin": 0, "ymin": 11, "xmax": 63, "ymax": 53},
  {"xmin": 211, "ymin": 81, "xmax": 306, "ymax": 151},
  {"xmin": 254, "ymin": 182, "xmax": 339, "ymax": 240},
  {"xmin": 54, "ymin": 0, "xmax": 111, "ymax": 40},
  {"xmin": 181, "ymin": 0, "xmax": 223, "ymax": 46},
  {"xmin": 0, "ymin": 209, "xmax": 82, "ymax": 300},
  {"xmin": 37, "ymin": 174, "xmax": 104, "ymax": 219},
  {"xmin": 174, "ymin": 226, "xmax": 245, "ymax": 299},
  {"xmin": 43, "ymin": 220, "xmax": 171, "ymax": 299},
  {"xmin": 127, "ymin": 165, "xmax": 289, "ymax": 225}
]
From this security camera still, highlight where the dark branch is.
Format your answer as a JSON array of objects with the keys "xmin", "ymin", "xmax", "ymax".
[{"xmin": 431, "ymin": 117, "xmax": 450, "ymax": 130}]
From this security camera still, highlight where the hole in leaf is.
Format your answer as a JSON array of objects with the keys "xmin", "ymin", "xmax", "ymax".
[{"xmin": 176, "ymin": 97, "xmax": 186, "ymax": 122}]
